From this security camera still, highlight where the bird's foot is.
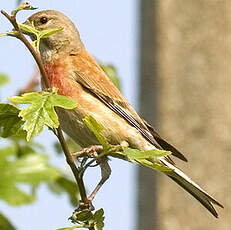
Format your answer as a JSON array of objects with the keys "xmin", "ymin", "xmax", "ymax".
[{"xmin": 72, "ymin": 145, "xmax": 103, "ymax": 158}]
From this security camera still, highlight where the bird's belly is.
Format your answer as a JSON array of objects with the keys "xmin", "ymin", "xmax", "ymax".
[{"xmin": 56, "ymin": 108, "xmax": 99, "ymax": 147}]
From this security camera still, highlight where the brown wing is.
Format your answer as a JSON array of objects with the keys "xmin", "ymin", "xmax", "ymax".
[
  {"xmin": 70, "ymin": 50, "xmax": 187, "ymax": 161},
  {"xmin": 70, "ymin": 49, "xmax": 151, "ymax": 124},
  {"xmin": 70, "ymin": 49, "xmax": 126, "ymax": 105}
]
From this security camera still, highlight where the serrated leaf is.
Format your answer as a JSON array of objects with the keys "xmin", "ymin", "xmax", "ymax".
[
  {"xmin": 0, "ymin": 103, "xmax": 25, "ymax": 138},
  {"xmin": 100, "ymin": 65, "xmax": 120, "ymax": 90},
  {"xmin": 93, "ymin": 209, "xmax": 104, "ymax": 230},
  {"xmin": 83, "ymin": 115, "xmax": 110, "ymax": 150},
  {"xmin": 9, "ymin": 89, "xmax": 77, "ymax": 141},
  {"xmin": 0, "ymin": 213, "xmax": 16, "ymax": 230},
  {"xmin": 0, "ymin": 73, "xmax": 9, "ymax": 86}
]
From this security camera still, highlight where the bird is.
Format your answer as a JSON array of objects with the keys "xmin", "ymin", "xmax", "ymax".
[{"xmin": 23, "ymin": 10, "xmax": 223, "ymax": 217}]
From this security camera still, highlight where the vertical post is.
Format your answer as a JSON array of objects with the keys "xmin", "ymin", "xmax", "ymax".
[
  {"xmin": 155, "ymin": 0, "xmax": 228, "ymax": 229},
  {"xmin": 137, "ymin": 0, "xmax": 158, "ymax": 229},
  {"xmin": 138, "ymin": 0, "xmax": 229, "ymax": 229}
]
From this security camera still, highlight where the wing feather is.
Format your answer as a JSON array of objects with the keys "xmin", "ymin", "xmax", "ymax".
[{"xmin": 70, "ymin": 50, "xmax": 187, "ymax": 161}]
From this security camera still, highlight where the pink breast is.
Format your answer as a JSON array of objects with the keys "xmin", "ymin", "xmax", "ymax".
[{"xmin": 44, "ymin": 59, "xmax": 80, "ymax": 99}]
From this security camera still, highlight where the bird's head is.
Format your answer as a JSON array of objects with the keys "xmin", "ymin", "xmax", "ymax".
[{"xmin": 23, "ymin": 10, "xmax": 83, "ymax": 60}]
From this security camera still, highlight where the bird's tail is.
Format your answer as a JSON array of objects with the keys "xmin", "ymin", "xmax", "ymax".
[{"xmin": 160, "ymin": 158, "xmax": 223, "ymax": 218}]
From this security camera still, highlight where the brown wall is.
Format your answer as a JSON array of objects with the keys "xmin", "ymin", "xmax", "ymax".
[
  {"xmin": 156, "ymin": 0, "xmax": 231, "ymax": 229},
  {"xmin": 138, "ymin": 0, "xmax": 231, "ymax": 229}
]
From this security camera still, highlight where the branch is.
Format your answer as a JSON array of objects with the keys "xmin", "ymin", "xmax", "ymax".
[
  {"xmin": 1, "ymin": 10, "xmax": 50, "ymax": 88},
  {"xmin": 1, "ymin": 9, "xmax": 90, "ymax": 209}
]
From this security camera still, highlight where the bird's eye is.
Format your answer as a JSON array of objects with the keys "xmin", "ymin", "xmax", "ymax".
[{"xmin": 40, "ymin": 17, "xmax": 48, "ymax": 24}]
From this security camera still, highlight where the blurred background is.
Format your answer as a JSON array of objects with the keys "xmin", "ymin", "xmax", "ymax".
[{"xmin": 0, "ymin": 0, "xmax": 230, "ymax": 229}]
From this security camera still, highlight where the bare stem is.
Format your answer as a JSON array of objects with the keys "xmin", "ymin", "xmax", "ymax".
[
  {"xmin": 56, "ymin": 127, "xmax": 88, "ymax": 203},
  {"xmin": 1, "ymin": 10, "xmax": 50, "ymax": 88},
  {"xmin": 1, "ymin": 9, "xmax": 89, "ymax": 207}
]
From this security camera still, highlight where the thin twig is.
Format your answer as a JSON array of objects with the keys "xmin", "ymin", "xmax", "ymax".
[
  {"xmin": 1, "ymin": 9, "xmax": 89, "ymax": 208},
  {"xmin": 1, "ymin": 10, "xmax": 50, "ymax": 88},
  {"xmin": 56, "ymin": 127, "xmax": 88, "ymax": 203}
]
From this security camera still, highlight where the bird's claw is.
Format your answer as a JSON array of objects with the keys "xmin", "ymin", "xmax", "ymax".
[{"xmin": 72, "ymin": 145, "xmax": 103, "ymax": 158}]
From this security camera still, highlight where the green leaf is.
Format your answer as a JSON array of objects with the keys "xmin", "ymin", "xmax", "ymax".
[
  {"xmin": 36, "ymin": 27, "xmax": 63, "ymax": 52},
  {"xmin": 136, "ymin": 159, "xmax": 171, "ymax": 172},
  {"xmin": 0, "ymin": 33, "xmax": 7, "ymax": 38},
  {"xmin": 83, "ymin": 115, "xmax": 171, "ymax": 172},
  {"xmin": 93, "ymin": 209, "xmax": 104, "ymax": 230},
  {"xmin": 18, "ymin": 23, "xmax": 62, "ymax": 39},
  {"xmin": 123, "ymin": 147, "xmax": 171, "ymax": 171},
  {"xmin": 9, "ymin": 89, "xmax": 77, "ymax": 141},
  {"xmin": 16, "ymin": 2, "xmax": 37, "ymax": 11},
  {"xmin": 10, "ymin": 154, "xmax": 61, "ymax": 183},
  {"xmin": 0, "ymin": 146, "xmax": 16, "ymax": 158},
  {"xmin": 0, "ymin": 185, "xmax": 35, "ymax": 206},
  {"xmin": 58, "ymin": 209, "xmax": 104, "ymax": 230},
  {"xmin": 39, "ymin": 27, "xmax": 63, "ymax": 38},
  {"xmin": 0, "ymin": 213, "xmax": 16, "ymax": 230},
  {"xmin": 0, "ymin": 103, "xmax": 24, "ymax": 138},
  {"xmin": 48, "ymin": 176, "xmax": 79, "ymax": 206},
  {"xmin": 56, "ymin": 225, "xmax": 85, "ymax": 230},
  {"xmin": 77, "ymin": 210, "xmax": 93, "ymax": 222},
  {"xmin": 0, "ymin": 146, "xmax": 60, "ymax": 205},
  {"xmin": 123, "ymin": 147, "xmax": 170, "ymax": 161},
  {"xmin": 18, "ymin": 23, "xmax": 63, "ymax": 51},
  {"xmin": 10, "ymin": 138, "xmax": 44, "ymax": 157},
  {"xmin": 0, "ymin": 74, "xmax": 9, "ymax": 86},
  {"xmin": 83, "ymin": 115, "xmax": 111, "ymax": 150},
  {"xmin": 12, "ymin": 2, "xmax": 37, "ymax": 16},
  {"xmin": 100, "ymin": 65, "xmax": 120, "ymax": 90},
  {"xmin": 18, "ymin": 22, "xmax": 38, "ymax": 35}
]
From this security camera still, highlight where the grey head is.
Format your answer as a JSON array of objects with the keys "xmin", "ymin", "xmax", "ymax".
[{"xmin": 24, "ymin": 10, "xmax": 83, "ymax": 60}]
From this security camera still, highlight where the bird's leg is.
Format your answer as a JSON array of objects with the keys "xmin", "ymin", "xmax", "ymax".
[
  {"xmin": 72, "ymin": 145, "xmax": 111, "ymax": 201},
  {"xmin": 88, "ymin": 156, "xmax": 111, "ymax": 201},
  {"xmin": 86, "ymin": 142, "xmax": 129, "ymax": 200}
]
